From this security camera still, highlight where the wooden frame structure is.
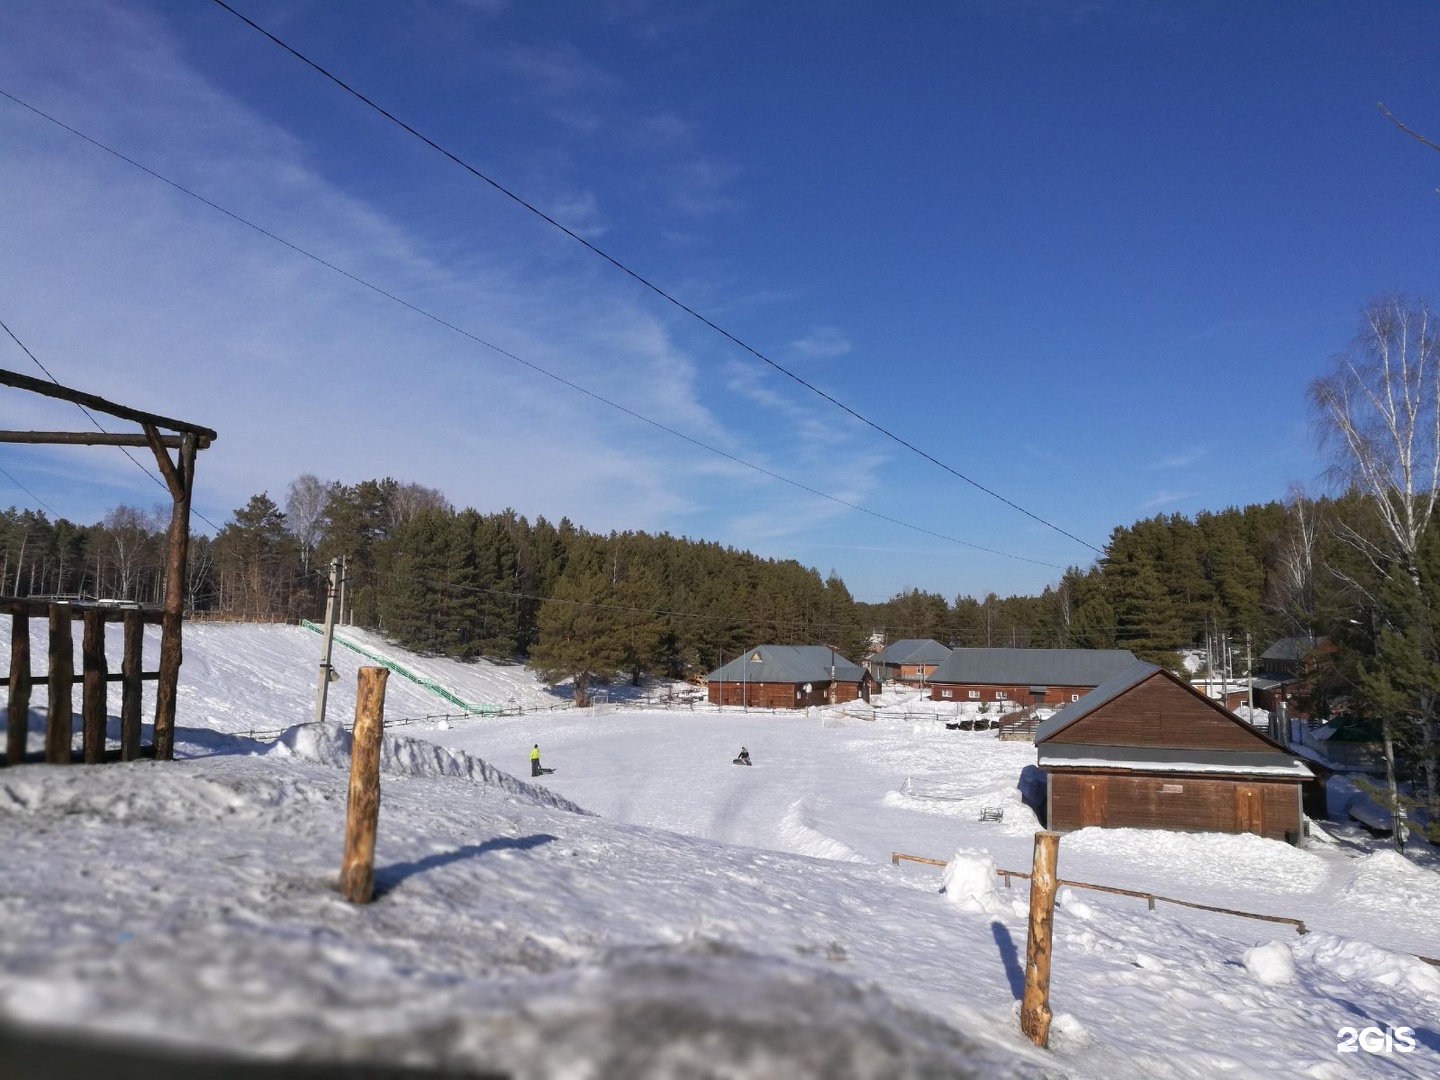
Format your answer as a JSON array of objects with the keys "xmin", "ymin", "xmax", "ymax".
[{"xmin": 0, "ymin": 367, "xmax": 216, "ymax": 764}]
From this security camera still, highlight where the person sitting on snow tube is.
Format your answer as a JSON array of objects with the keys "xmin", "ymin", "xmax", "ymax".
[{"xmin": 734, "ymin": 746, "xmax": 752, "ymax": 766}]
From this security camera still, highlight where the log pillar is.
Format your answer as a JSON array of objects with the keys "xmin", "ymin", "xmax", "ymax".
[
  {"xmin": 120, "ymin": 609, "xmax": 144, "ymax": 761},
  {"xmin": 1021, "ymin": 830, "xmax": 1061, "ymax": 1048},
  {"xmin": 81, "ymin": 608, "xmax": 108, "ymax": 764},
  {"xmin": 340, "ymin": 667, "xmax": 388, "ymax": 903},
  {"xmin": 150, "ymin": 429, "xmax": 196, "ymax": 761},
  {"xmin": 45, "ymin": 605, "xmax": 73, "ymax": 764},
  {"xmin": 7, "ymin": 609, "xmax": 31, "ymax": 765}
]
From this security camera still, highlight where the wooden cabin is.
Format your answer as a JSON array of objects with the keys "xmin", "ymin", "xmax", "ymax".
[
  {"xmin": 866, "ymin": 638, "xmax": 951, "ymax": 686},
  {"xmin": 927, "ymin": 647, "xmax": 1138, "ymax": 706},
  {"xmin": 1252, "ymin": 636, "xmax": 1334, "ymax": 720},
  {"xmin": 708, "ymin": 645, "xmax": 873, "ymax": 709},
  {"xmin": 1036, "ymin": 661, "xmax": 1315, "ymax": 844}
]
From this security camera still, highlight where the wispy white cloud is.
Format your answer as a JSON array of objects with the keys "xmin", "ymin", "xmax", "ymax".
[
  {"xmin": 790, "ymin": 326, "xmax": 853, "ymax": 361},
  {"xmin": 1156, "ymin": 447, "xmax": 1207, "ymax": 469},
  {"xmin": 0, "ymin": 0, "xmax": 880, "ymax": 553}
]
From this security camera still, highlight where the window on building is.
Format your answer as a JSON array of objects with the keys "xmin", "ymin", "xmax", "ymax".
[
  {"xmin": 968, "ymin": 690, "xmax": 980, "ymax": 699},
  {"xmin": 1071, "ymin": 694, "xmax": 1080, "ymax": 702},
  {"xmin": 995, "ymin": 691, "xmax": 1007, "ymax": 700},
  {"xmin": 941, "ymin": 689, "xmax": 953, "ymax": 699}
]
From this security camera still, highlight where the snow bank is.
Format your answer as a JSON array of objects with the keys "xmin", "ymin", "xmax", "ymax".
[
  {"xmin": 1297, "ymin": 934, "xmax": 1440, "ymax": 1000},
  {"xmin": 777, "ymin": 797, "xmax": 868, "ymax": 863},
  {"xmin": 270, "ymin": 723, "xmax": 589, "ymax": 816},
  {"xmin": 940, "ymin": 849, "xmax": 1024, "ymax": 917},
  {"xmin": 1242, "ymin": 940, "xmax": 1296, "ymax": 985},
  {"xmin": 1064, "ymin": 826, "xmax": 1328, "ymax": 894}
]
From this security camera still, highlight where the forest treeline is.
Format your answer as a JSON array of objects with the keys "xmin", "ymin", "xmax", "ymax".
[
  {"xmin": 0, "ymin": 476, "xmax": 1358, "ymax": 681},
  {"xmin": 0, "ymin": 469, "xmax": 1435, "ymax": 838}
]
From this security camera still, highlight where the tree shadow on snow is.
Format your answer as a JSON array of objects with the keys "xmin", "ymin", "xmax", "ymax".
[
  {"xmin": 990, "ymin": 920, "xmax": 1025, "ymax": 1000},
  {"xmin": 374, "ymin": 834, "xmax": 558, "ymax": 896}
]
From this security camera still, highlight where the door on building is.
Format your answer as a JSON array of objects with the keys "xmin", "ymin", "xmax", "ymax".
[
  {"xmin": 1235, "ymin": 785, "xmax": 1264, "ymax": 835},
  {"xmin": 1079, "ymin": 777, "xmax": 1106, "ymax": 828}
]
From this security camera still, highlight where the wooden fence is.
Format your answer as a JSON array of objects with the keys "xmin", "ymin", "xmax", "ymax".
[{"xmin": 3, "ymin": 598, "xmax": 164, "ymax": 765}]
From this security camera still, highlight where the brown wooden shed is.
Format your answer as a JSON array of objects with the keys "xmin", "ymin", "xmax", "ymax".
[
  {"xmin": 1035, "ymin": 661, "xmax": 1315, "ymax": 844},
  {"xmin": 707, "ymin": 645, "xmax": 873, "ymax": 709}
]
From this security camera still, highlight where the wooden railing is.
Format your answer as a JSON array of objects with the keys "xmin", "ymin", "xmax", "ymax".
[{"xmin": 4, "ymin": 598, "xmax": 164, "ymax": 766}]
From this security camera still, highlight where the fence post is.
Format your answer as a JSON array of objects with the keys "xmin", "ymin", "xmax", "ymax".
[
  {"xmin": 82, "ymin": 608, "xmax": 107, "ymax": 764},
  {"xmin": 7, "ymin": 610, "xmax": 30, "ymax": 765},
  {"xmin": 339, "ymin": 666, "xmax": 388, "ymax": 903},
  {"xmin": 1021, "ymin": 830, "xmax": 1061, "ymax": 1048},
  {"xmin": 45, "ymin": 605, "xmax": 73, "ymax": 764},
  {"xmin": 120, "ymin": 610, "xmax": 144, "ymax": 761}
]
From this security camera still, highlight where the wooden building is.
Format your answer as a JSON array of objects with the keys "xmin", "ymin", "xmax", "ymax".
[
  {"xmin": 707, "ymin": 645, "xmax": 873, "ymax": 709},
  {"xmin": 1036, "ymin": 661, "xmax": 1315, "ymax": 844},
  {"xmin": 866, "ymin": 638, "xmax": 951, "ymax": 686},
  {"xmin": 1252, "ymin": 636, "xmax": 1333, "ymax": 720},
  {"xmin": 926, "ymin": 647, "xmax": 1138, "ymax": 706}
]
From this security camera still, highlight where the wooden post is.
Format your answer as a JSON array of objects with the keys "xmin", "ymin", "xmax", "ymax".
[
  {"xmin": 81, "ymin": 608, "xmax": 108, "ymax": 764},
  {"xmin": 149, "ymin": 428, "xmax": 196, "ymax": 762},
  {"xmin": 1021, "ymin": 830, "xmax": 1061, "ymax": 1049},
  {"xmin": 339, "ymin": 666, "xmax": 388, "ymax": 903},
  {"xmin": 7, "ymin": 609, "xmax": 30, "ymax": 765},
  {"xmin": 120, "ymin": 609, "xmax": 144, "ymax": 761},
  {"xmin": 45, "ymin": 605, "xmax": 74, "ymax": 764}
]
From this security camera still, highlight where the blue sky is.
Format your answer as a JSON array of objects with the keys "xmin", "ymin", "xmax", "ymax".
[{"xmin": 1, "ymin": 0, "xmax": 1437, "ymax": 603}]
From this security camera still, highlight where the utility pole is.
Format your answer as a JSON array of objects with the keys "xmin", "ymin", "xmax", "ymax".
[
  {"xmin": 313, "ymin": 557, "xmax": 342, "ymax": 724},
  {"xmin": 336, "ymin": 553, "xmax": 348, "ymax": 626},
  {"xmin": 1246, "ymin": 631, "xmax": 1255, "ymax": 719}
]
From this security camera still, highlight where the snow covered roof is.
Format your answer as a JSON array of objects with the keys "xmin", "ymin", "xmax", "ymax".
[
  {"xmin": 707, "ymin": 644, "xmax": 866, "ymax": 684},
  {"xmin": 868, "ymin": 638, "xmax": 952, "ymax": 666},
  {"xmin": 927, "ymin": 647, "xmax": 1139, "ymax": 687}
]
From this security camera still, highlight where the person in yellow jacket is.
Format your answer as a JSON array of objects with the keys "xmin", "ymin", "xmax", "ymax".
[{"xmin": 530, "ymin": 743, "xmax": 542, "ymax": 777}]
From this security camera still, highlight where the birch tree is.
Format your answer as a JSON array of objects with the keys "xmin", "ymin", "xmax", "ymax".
[{"xmin": 1309, "ymin": 297, "xmax": 1440, "ymax": 849}]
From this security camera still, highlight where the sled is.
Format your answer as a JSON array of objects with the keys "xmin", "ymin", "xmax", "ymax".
[{"xmin": 732, "ymin": 758, "xmax": 752, "ymax": 766}]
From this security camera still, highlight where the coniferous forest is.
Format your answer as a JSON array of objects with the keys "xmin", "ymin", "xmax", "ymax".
[
  {"xmin": 2, "ymin": 474, "xmax": 1438, "ymax": 836},
  {"xmin": 3, "ymin": 299, "xmax": 1439, "ymax": 840}
]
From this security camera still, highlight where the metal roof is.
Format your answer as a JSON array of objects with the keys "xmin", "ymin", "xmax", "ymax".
[
  {"xmin": 707, "ymin": 645, "xmax": 865, "ymax": 684},
  {"xmin": 1260, "ymin": 636, "xmax": 1322, "ymax": 662},
  {"xmin": 1034, "ymin": 662, "xmax": 1307, "ymax": 769},
  {"xmin": 869, "ymin": 638, "xmax": 952, "ymax": 665},
  {"xmin": 927, "ymin": 647, "xmax": 1139, "ymax": 688}
]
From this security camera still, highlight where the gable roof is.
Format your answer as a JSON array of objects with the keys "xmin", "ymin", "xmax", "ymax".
[
  {"xmin": 869, "ymin": 638, "xmax": 952, "ymax": 665},
  {"xmin": 1260, "ymin": 636, "xmax": 1324, "ymax": 662},
  {"xmin": 707, "ymin": 645, "xmax": 865, "ymax": 684},
  {"xmin": 1034, "ymin": 661, "xmax": 1313, "ymax": 778},
  {"xmin": 927, "ymin": 647, "xmax": 1139, "ymax": 688}
]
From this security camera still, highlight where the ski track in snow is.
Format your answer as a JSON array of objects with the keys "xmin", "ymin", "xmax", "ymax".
[{"xmin": 0, "ymin": 622, "xmax": 1438, "ymax": 1077}]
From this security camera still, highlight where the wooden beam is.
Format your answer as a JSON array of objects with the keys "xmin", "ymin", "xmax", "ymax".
[
  {"xmin": 0, "ymin": 431, "xmax": 191, "ymax": 448},
  {"xmin": 0, "ymin": 367, "xmax": 217, "ymax": 442},
  {"xmin": 82, "ymin": 608, "xmax": 107, "ymax": 764}
]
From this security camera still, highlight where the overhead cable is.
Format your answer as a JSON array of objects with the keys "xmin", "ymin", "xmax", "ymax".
[
  {"xmin": 208, "ymin": 0, "xmax": 1103, "ymax": 556},
  {"xmin": 0, "ymin": 86, "xmax": 1063, "ymax": 570}
]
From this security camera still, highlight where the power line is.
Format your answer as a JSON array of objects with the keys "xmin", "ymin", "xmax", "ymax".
[
  {"xmin": 0, "ymin": 86, "xmax": 1065, "ymax": 572},
  {"xmin": 0, "ymin": 465, "xmax": 60, "ymax": 518},
  {"xmin": 0, "ymin": 315, "xmax": 224, "ymax": 533},
  {"xmin": 207, "ymin": 0, "xmax": 1103, "ymax": 556}
]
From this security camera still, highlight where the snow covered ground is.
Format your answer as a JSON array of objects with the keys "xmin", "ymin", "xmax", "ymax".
[{"xmin": 1, "ymin": 621, "xmax": 1438, "ymax": 1077}]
